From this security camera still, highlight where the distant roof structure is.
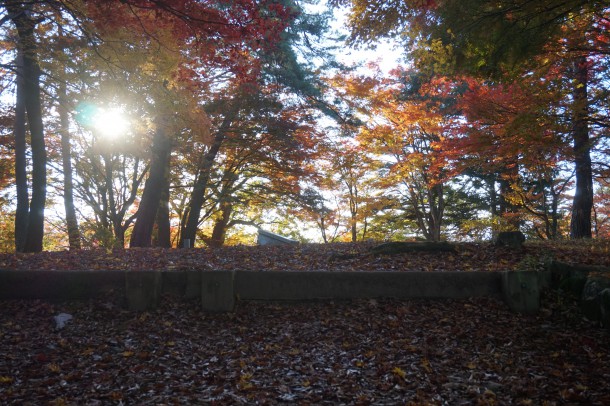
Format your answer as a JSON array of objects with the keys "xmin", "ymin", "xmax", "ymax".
[{"xmin": 257, "ymin": 229, "xmax": 299, "ymax": 246}]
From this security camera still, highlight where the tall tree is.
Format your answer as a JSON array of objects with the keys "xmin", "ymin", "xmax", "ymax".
[
  {"xmin": 178, "ymin": 1, "xmax": 340, "ymax": 247},
  {"xmin": 179, "ymin": 101, "xmax": 236, "ymax": 248},
  {"xmin": 130, "ymin": 115, "xmax": 172, "ymax": 247},
  {"xmin": 5, "ymin": 1, "xmax": 47, "ymax": 252},
  {"xmin": 55, "ymin": 23, "xmax": 82, "ymax": 250}
]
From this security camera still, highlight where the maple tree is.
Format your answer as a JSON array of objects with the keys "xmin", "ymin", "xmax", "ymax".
[
  {"xmin": 0, "ymin": 0, "xmax": 608, "ymax": 249},
  {"xmin": 177, "ymin": 3, "xmax": 338, "ymax": 248},
  {"xmin": 294, "ymin": 187, "xmax": 342, "ymax": 244},
  {"xmin": 85, "ymin": 0, "xmax": 296, "ymax": 248},
  {"xmin": 441, "ymin": 77, "xmax": 568, "ymax": 235},
  {"xmin": 0, "ymin": 0, "xmax": 298, "ymax": 251},
  {"xmin": 337, "ymin": 0, "xmax": 610, "ymax": 240},
  {"xmin": 199, "ymin": 91, "xmax": 321, "ymax": 246},
  {"xmin": 328, "ymin": 68, "xmax": 476, "ymax": 241}
]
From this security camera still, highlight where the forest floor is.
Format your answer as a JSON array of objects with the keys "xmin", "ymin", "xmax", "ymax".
[
  {"xmin": 0, "ymin": 240, "xmax": 609, "ymax": 404},
  {"xmin": 1, "ymin": 239, "xmax": 610, "ymax": 272},
  {"xmin": 0, "ymin": 293, "xmax": 609, "ymax": 404}
]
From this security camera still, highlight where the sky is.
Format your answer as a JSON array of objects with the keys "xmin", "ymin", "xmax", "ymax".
[{"xmin": 306, "ymin": 1, "xmax": 404, "ymax": 74}]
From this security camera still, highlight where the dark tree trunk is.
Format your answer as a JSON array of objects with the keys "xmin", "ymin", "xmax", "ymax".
[
  {"xmin": 346, "ymin": 181, "xmax": 358, "ymax": 242},
  {"xmin": 318, "ymin": 216, "xmax": 328, "ymax": 244},
  {"xmin": 427, "ymin": 183, "xmax": 444, "ymax": 242},
  {"xmin": 9, "ymin": 4, "xmax": 47, "ymax": 253},
  {"xmin": 130, "ymin": 119, "xmax": 172, "ymax": 247},
  {"xmin": 487, "ymin": 177, "xmax": 497, "ymax": 218},
  {"xmin": 208, "ymin": 201, "xmax": 233, "ymax": 248},
  {"xmin": 569, "ymin": 56, "xmax": 593, "ymax": 239},
  {"xmin": 58, "ymin": 79, "xmax": 81, "ymax": 250},
  {"xmin": 551, "ymin": 190, "xmax": 559, "ymax": 239},
  {"xmin": 154, "ymin": 181, "xmax": 171, "ymax": 248},
  {"xmin": 13, "ymin": 52, "xmax": 28, "ymax": 252},
  {"xmin": 102, "ymin": 152, "xmax": 121, "ymax": 246},
  {"xmin": 498, "ymin": 165, "xmax": 521, "ymax": 231},
  {"xmin": 179, "ymin": 114, "xmax": 232, "ymax": 248}
]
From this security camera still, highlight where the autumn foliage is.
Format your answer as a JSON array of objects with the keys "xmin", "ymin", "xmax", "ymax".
[{"xmin": 0, "ymin": 0, "xmax": 609, "ymax": 251}]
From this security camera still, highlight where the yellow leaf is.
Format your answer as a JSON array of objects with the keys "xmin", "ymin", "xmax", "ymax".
[
  {"xmin": 122, "ymin": 351, "xmax": 134, "ymax": 357},
  {"xmin": 0, "ymin": 376, "xmax": 13, "ymax": 384},
  {"xmin": 421, "ymin": 358, "xmax": 432, "ymax": 373},
  {"xmin": 392, "ymin": 366, "xmax": 407, "ymax": 379}
]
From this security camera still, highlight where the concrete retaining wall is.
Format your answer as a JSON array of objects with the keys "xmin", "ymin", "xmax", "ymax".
[
  {"xmin": 0, "ymin": 270, "xmax": 125, "ymax": 300},
  {"xmin": 5, "ymin": 262, "xmax": 609, "ymax": 324},
  {"xmin": 0, "ymin": 269, "xmax": 540, "ymax": 313},
  {"xmin": 234, "ymin": 271, "xmax": 502, "ymax": 301}
]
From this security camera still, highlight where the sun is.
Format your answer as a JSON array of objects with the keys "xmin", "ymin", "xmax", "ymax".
[{"xmin": 92, "ymin": 108, "xmax": 130, "ymax": 139}]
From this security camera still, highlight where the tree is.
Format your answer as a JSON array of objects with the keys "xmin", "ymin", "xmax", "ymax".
[
  {"xmin": 82, "ymin": 0, "xmax": 297, "ymax": 248},
  {"xmin": 0, "ymin": 0, "xmax": 298, "ymax": 251},
  {"xmin": 178, "ymin": 0, "xmax": 340, "ymax": 247},
  {"xmin": 53, "ymin": 22, "xmax": 82, "ymax": 250},
  {"xmin": 5, "ymin": 1, "xmax": 47, "ymax": 252},
  {"xmin": 332, "ymin": 69, "xmax": 459, "ymax": 241},
  {"xmin": 179, "ymin": 97, "xmax": 237, "ymax": 248},
  {"xmin": 297, "ymin": 187, "xmax": 341, "ymax": 244},
  {"xmin": 129, "ymin": 115, "xmax": 173, "ymax": 247},
  {"xmin": 337, "ymin": 0, "xmax": 610, "ymax": 239},
  {"xmin": 442, "ymin": 77, "xmax": 568, "ymax": 234},
  {"xmin": 196, "ymin": 90, "xmax": 321, "ymax": 246}
]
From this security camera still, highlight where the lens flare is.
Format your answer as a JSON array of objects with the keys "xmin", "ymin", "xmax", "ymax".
[{"xmin": 92, "ymin": 108, "xmax": 130, "ymax": 139}]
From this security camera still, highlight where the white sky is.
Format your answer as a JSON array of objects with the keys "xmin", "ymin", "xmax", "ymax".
[{"xmin": 306, "ymin": 1, "xmax": 404, "ymax": 74}]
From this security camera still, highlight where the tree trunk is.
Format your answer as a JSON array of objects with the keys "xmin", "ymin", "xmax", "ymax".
[
  {"xmin": 130, "ymin": 118, "xmax": 172, "ymax": 247},
  {"xmin": 319, "ymin": 216, "xmax": 328, "ymax": 243},
  {"xmin": 9, "ymin": 5, "xmax": 47, "ymax": 253},
  {"xmin": 551, "ymin": 190, "xmax": 559, "ymax": 239},
  {"xmin": 58, "ymin": 79, "xmax": 81, "ymax": 249},
  {"xmin": 347, "ymin": 181, "xmax": 358, "ymax": 242},
  {"xmin": 13, "ymin": 52, "xmax": 28, "ymax": 252},
  {"xmin": 102, "ymin": 152, "xmax": 122, "ymax": 246},
  {"xmin": 487, "ymin": 176, "xmax": 497, "ymax": 218},
  {"xmin": 427, "ymin": 183, "xmax": 444, "ymax": 241},
  {"xmin": 154, "ymin": 181, "xmax": 171, "ymax": 248},
  {"xmin": 208, "ymin": 201, "xmax": 233, "ymax": 248},
  {"xmin": 569, "ymin": 55, "xmax": 593, "ymax": 239},
  {"xmin": 179, "ymin": 114, "xmax": 232, "ymax": 248}
]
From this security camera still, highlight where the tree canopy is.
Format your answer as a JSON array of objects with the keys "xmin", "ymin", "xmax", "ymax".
[{"xmin": 0, "ymin": 0, "xmax": 609, "ymax": 251}]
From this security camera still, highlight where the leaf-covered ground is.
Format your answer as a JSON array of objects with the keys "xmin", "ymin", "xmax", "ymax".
[
  {"xmin": 1, "ymin": 240, "xmax": 610, "ymax": 272},
  {"xmin": 1, "ymin": 241, "xmax": 609, "ymax": 404},
  {"xmin": 1, "ymin": 294, "xmax": 609, "ymax": 405}
]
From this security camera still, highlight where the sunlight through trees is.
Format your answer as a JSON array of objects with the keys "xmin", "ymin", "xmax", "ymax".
[{"xmin": 0, "ymin": 0, "xmax": 608, "ymax": 251}]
